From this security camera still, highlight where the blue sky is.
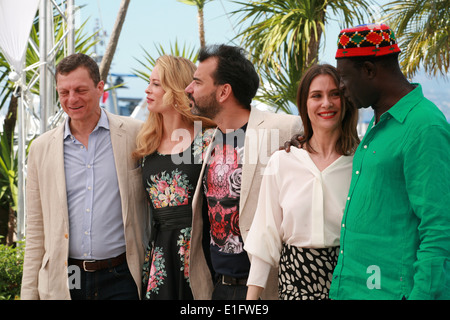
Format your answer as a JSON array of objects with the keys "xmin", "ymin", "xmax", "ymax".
[
  {"xmin": 77, "ymin": 0, "xmax": 244, "ymax": 98},
  {"xmin": 76, "ymin": 0, "xmax": 449, "ymax": 120}
]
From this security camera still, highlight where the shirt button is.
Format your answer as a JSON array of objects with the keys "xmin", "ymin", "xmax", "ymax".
[
  {"xmin": 86, "ymin": 208, "xmax": 90, "ymax": 212},
  {"xmin": 342, "ymin": 224, "xmax": 345, "ymax": 228},
  {"xmin": 87, "ymin": 164, "xmax": 91, "ymax": 169},
  {"xmin": 64, "ymin": 233, "xmax": 69, "ymax": 239},
  {"xmin": 356, "ymin": 170, "xmax": 360, "ymax": 175},
  {"xmin": 364, "ymin": 145, "xmax": 368, "ymax": 149},
  {"xmin": 347, "ymin": 197, "xmax": 350, "ymax": 201}
]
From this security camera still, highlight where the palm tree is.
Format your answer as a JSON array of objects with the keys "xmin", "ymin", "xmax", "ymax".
[
  {"xmin": 232, "ymin": 0, "xmax": 375, "ymax": 113},
  {"xmin": 382, "ymin": 0, "xmax": 450, "ymax": 79},
  {"xmin": 99, "ymin": 0, "xmax": 130, "ymax": 82},
  {"xmin": 256, "ymin": 53, "xmax": 303, "ymax": 114},
  {"xmin": 177, "ymin": 0, "xmax": 212, "ymax": 48}
]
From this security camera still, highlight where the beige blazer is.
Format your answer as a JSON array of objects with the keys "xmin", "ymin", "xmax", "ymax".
[
  {"xmin": 189, "ymin": 107, "xmax": 302, "ymax": 299},
  {"xmin": 20, "ymin": 110, "xmax": 149, "ymax": 300}
]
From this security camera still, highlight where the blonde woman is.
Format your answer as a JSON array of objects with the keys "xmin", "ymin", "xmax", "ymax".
[{"xmin": 133, "ymin": 55, "xmax": 215, "ymax": 300}]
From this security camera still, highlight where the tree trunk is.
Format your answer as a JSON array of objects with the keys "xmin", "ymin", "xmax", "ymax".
[
  {"xmin": 99, "ymin": 0, "xmax": 130, "ymax": 82},
  {"xmin": 198, "ymin": 8, "xmax": 206, "ymax": 48},
  {"xmin": 306, "ymin": 5, "xmax": 326, "ymax": 68},
  {"xmin": 0, "ymin": 206, "xmax": 8, "ymax": 245},
  {"xmin": 3, "ymin": 95, "xmax": 17, "ymax": 144},
  {"xmin": 7, "ymin": 207, "xmax": 16, "ymax": 245}
]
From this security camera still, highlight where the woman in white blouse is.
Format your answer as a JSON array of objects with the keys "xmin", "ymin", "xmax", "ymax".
[{"xmin": 245, "ymin": 64, "xmax": 360, "ymax": 300}]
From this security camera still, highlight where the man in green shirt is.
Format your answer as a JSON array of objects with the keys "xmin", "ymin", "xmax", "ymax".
[{"xmin": 330, "ymin": 24, "xmax": 450, "ymax": 299}]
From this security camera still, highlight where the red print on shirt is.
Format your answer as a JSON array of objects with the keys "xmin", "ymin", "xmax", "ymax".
[{"xmin": 205, "ymin": 144, "xmax": 244, "ymax": 254}]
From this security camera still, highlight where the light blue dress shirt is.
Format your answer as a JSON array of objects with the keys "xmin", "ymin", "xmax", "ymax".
[{"xmin": 64, "ymin": 109, "xmax": 125, "ymax": 260}]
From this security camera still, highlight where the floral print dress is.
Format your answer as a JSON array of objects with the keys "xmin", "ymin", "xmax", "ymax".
[{"xmin": 141, "ymin": 129, "xmax": 213, "ymax": 300}]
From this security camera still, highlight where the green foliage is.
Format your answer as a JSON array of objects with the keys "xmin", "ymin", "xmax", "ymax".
[
  {"xmin": 231, "ymin": 0, "xmax": 375, "ymax": 114},
  {"xmin": 24, "ymin": 13, "xmax": 99, "ymax": 97},
  {"xmin": 133, "ymin": 40, "xmax": 199, "ymax": 82},
  {"xmin": 0, "ymin": 55, "xmax": 13, "ymax": 109},
  {"xmin": 0, "ymin": 132, "xmax": 18, "ymax": 212},
  {"xmin": 0, "ymin": 240, "xmax": 24, "ymax": 300},
  {"xmin": 255, "ymin": 57, "xmax": 302, "ymax": 114},
  {"xmin": 383, "ymin": 0, "xmax": 450, "ymax": 78},
  {"xmin": 176, "ymin": 0, "xmax": 212, "ymax": 9},
  {"xmin": 232, "ymin": 0, "xmax": 373, "ymax": 71},
  {"xmin": 1, "ymin": 4, "xmax": 99, "ymax": 111}
]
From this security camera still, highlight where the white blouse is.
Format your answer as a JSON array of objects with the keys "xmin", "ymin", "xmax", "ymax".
[{"xmin": 245, "ymin": 147, "xmax": 353, "ymax": 288}]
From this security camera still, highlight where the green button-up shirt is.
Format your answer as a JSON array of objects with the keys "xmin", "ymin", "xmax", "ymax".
[{"xmin": 330, "ymin": 84, "xmax": 450, "ymax": 300}]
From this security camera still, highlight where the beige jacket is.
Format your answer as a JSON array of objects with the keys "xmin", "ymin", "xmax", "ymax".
[
  {"xmin": 189, "ymin": 107, "xmax": 302, "ymax": 299},
  {"xmin": 20, "ymin": 110, "xmax": 149, "ymax": 300}
]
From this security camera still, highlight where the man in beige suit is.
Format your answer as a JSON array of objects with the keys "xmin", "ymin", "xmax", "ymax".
[
  {"xmin": 185, "ymin": 45, "xmax": 301, "ymax": 300},
  {"xmin": 21, "ymin": 53, "xmax": 148, "ymax": 300}
]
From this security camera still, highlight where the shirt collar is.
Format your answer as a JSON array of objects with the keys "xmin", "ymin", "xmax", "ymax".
[
  {"xmin": 64, "ymin": 108, "xmax": 110, "ymax": 140},
  {"xmin": 384, "ymin": 83, "xmax": 424, "ymax": 124}
]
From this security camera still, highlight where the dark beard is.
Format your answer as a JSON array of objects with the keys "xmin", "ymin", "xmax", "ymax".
[{"xmin": 189, "ymin": 93, "xmax": 221, "ymax": 120}]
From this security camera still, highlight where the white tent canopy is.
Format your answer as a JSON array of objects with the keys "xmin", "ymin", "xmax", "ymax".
[
  {"xmin": 0, "ymin": 0, "xmax": 40, "ymax": 75},
  {"xmin": 0, "ymin": 0, "xmax": 75, "ymax": 241},
  {"xmin": 0, "ymin": 0, "xmax": 40, "ymax": 241}
]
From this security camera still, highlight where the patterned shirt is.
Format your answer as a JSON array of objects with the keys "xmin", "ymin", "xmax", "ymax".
[{"xmin": 203, "ymin": 124, "xmax": 251, "ymax": 278}]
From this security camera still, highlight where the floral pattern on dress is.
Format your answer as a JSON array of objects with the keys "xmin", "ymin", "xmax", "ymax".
[
  {"xmin": 141, "ymin": 129, "xmax": 209, "ymax": 299},
  {"xmin": 145, "ymin": 247, "xmax": 166, "ymax": 298},
  {"xmin": 177, "ymin": 227, "xmax": 192, "ymax": 282},
  {"xmin": 142, "ymin": 227, "xmax": 192, "ymax": 298},
  {"xmin": 146, "ymin": 169, "xmax": 193, "ymax": 209}
]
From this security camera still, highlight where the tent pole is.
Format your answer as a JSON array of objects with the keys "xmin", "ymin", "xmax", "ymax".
[{"xmin": 39, "ymin": 0, "xmax": 48, "ymax": 134}]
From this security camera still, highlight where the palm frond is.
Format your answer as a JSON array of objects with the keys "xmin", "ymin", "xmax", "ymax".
[
  {"xmin": 383, "ymin": 0, "xmax": 450, "ymax": 78},
  {"xmin": 132, "ymin": 40, "xmax": 198, "ymax": 82},
  {"xmin": 231, "ymin": 0, "xmax": 375, "ymax": 113}
]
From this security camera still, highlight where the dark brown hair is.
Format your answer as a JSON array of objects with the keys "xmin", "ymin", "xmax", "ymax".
[
  {"xmin": 55, "ymin": 53, "xmax": 101, "ymax": 85},
  {"xmin": 198, "ymin": 44, "xmax": 260, "ymax": 110},
  {"xmin": 296, "ymin": 64, "xmax": 360, "ymax": 155}
]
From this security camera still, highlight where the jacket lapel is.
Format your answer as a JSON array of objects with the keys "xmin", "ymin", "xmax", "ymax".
[
  {"xmin": 240, "ymin": 108, "xmax": 265, "ymax": 212},
  {"xmin": 106, "ymin": 111, "xmax": 128, "ymax": 219},
  {"xmin": 192, "ymin": 127, "xmax": 218, "ymax": 211},
  {"xmin": 51, "ymin": 124, "xmax": 69, "ymax": 228}
]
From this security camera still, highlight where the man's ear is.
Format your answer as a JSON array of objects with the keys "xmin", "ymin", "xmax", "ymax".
[
  {"xmin": 96, "ymin": 80, "xmax": 105, "ymax": 95},
  {"xmin": 217, "ymin": 83, "xmax": 232, "ymax": 103},
  {"xmin": 98, "ymin": 80, "xmax": 105, "ymax": 90},
  {"xmin": 362, "ymin": 61, "xmax": 377, "ymax": 80}
]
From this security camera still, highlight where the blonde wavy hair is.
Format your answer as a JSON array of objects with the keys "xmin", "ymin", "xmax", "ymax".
[{"xmin": 133, "ymin": 55, "xmax": 216, "ymax": 159}]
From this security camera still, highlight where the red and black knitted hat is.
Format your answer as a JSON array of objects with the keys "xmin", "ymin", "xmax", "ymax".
[{"xmin": 336, "ymin": 24, "xmax": 401, "ymax": 59}]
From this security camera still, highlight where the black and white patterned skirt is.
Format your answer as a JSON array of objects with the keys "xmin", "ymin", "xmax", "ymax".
[{"xmin": 278, "ymin": 244, "xmax": 339, "ymax": 300}]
